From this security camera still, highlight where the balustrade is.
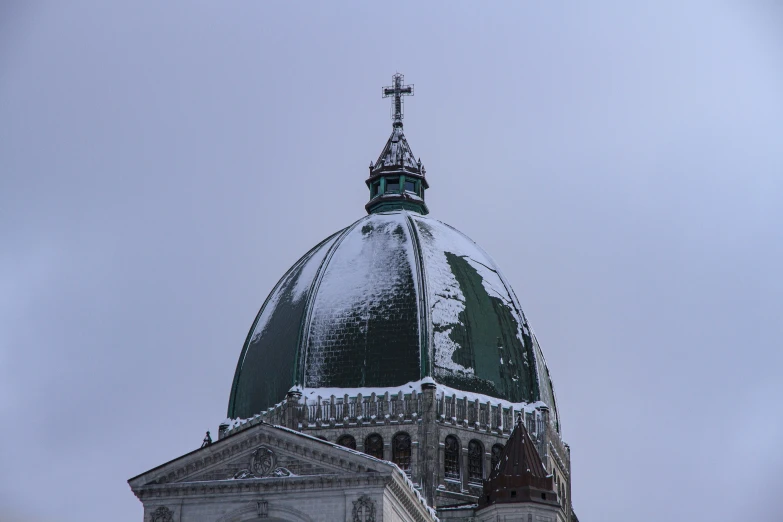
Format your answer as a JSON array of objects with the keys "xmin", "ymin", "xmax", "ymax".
[{"xmin": 225, "ymin": 388, "xmax": 549, "ymax": 440}]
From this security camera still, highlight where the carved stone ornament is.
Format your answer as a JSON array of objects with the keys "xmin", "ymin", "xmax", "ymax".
[
  {"xmin": 251, "ymin": 446, "xmax": 276, "ymax": 476},
  {"xmin": 352, "ymin": 494, "xmax": 376, "ymax": 522},
  {"xmin": 233, "ymin": 445, "xmax": 295, "ymax": 479},
  {"xmin": 150, "ymin": 506, "xmax": 173, "ymax": 522},
  {"xmin": 257, "ymin": 500, "xmax": 269, "ymax": 518}
]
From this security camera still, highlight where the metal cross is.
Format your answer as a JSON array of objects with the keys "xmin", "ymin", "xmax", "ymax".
[{"xmin": 383, "ymin": 73, "xmax": 413, "ymax": 124}]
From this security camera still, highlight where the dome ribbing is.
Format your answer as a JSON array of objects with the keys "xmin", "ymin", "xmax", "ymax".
[
  {"xmin": 227, "ymin": 73, "xmax": 560, "ymax": 431},
  {"xmin": 227, "ymin": 211, "xmax": 559, "ymax": 427}
]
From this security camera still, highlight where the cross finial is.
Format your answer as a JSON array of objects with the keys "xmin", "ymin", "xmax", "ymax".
[{"xmin": 382, "ymin": 73, "xmax": 413, "ymax": 127}]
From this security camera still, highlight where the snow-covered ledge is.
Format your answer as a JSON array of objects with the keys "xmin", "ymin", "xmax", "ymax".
[{"xmin": 220, "ymin": 379, "xmax": 552, "ymax": 440}]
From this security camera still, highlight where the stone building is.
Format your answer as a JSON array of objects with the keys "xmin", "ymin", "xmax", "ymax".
[{"xmin": 129, "ymin": 74, "xmax": 578, "ymax": 521}]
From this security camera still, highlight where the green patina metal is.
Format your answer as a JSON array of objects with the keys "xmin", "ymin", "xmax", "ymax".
[
  {"xmin": 227, "ymin": 232, "xmax": 344, "ymax": 419},
  {"xmin": 301, "ymin": 219, "xmax": 421, "ymax": 390},
  {"xmin": 441, "ymin": 253, "xmax": 540, "ymax": 403},
  {"xmin": 367, "ymin": 200, "xmax": 428, "ymax": 214},
  {"xmin": 227, "ymin": 211, "xmax": 557, "ymax": 420},
  {"xmin": 403, "ymin": 213, "xmax": 431, "ymax": 380},
  {"xmin": 365, "ymin": 73, "xmax": 428, "ymax": 215}
]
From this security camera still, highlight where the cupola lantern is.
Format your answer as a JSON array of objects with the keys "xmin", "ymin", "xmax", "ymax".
[{"xmin": 365, "ymin": 73, "xmax": 429, "ymax": 215}]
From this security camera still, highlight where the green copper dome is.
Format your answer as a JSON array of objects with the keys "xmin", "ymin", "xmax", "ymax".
[
  {"xmin": 227, "ymin": 210, "xmax": 559, "ymax": 426},
  {"xmin": 227, "ymin": 74, "xmax": 559, "ymax": 428}
]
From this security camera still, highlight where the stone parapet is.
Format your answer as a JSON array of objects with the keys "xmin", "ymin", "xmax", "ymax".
[{"xmin": 222, "ymin": 388, "xmax": 553, "ymax": 443}]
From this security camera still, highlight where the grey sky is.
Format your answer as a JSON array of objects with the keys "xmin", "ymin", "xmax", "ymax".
[{"xmin": 1, "ymin": 1, "xmax": 782, "ymax": 520}]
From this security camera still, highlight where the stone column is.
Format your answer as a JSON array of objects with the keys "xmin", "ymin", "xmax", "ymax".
[
  {"xmin": 461, "ymin": 445, "xmax": 469, "ymax": 492},
  {"xmin": 420, "ymin": 381, "xmax": 438, "ymax": 506},
  {"xmin": 285, "ymin": 389, "xmax": 302, "ymax": 430}
]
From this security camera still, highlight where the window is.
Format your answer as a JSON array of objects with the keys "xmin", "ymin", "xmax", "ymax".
[
  {"xmin": 468, "ymin": 440, "xmax": 483, "ymax": 482},
  {"xmin": 444, "ymin": 435, "xmax": 460, "ymax": 479},
  {"xmin": 371, "ymin": 182, "xmax": 380, "ymax": 198},
  {"xmin": 364, "ymin": 434, "xmax": 384, "ymax": 459},
  {"xmin": 404, "ymin": 180, "xmax": 416, "ymax": 194},
  {"xmin": 491, "ymin": 444, "xmax": 504, "ymax": 472},
  {"xmin": 392, "ymin": 432, "xmax": 412, "ymax": 472},
  {"xmin": 337, "ymin": 434, "xmax": 356, "ymax": 450},
  {"xmin": 385, "ymin": 178, "xmax": 400, "ymax": 194}
]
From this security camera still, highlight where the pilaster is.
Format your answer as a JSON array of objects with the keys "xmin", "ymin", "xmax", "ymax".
[
  {"xmin": 285, "ymin": 390, "xmax": 302, "ymax": 430},
  {"xmin": 420, "ymin": 381, "xmax": 438, "ymax": 505}
]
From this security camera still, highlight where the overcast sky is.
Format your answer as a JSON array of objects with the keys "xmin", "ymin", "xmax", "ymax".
[{"xmin": 2, "ymin": 2, "xmax": 782, "ymax": 521}]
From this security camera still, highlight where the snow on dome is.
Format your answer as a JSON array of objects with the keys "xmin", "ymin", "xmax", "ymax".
[{"xmin": 227, "ymin": 210, "xmax": 560, "ymax": 430}]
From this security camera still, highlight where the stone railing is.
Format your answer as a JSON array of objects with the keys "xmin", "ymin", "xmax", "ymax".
[
  {"xmin": 221, "ymin": 388, "xmax": 550, "ymax": 452},
  {"xmin": 303, "ymin": 391, "xmax": 423, "ymax": 427},
  {"xmin": 435, "ymin": 393, "xmax": 545, "ymax": 435},
  {"xmin": 225, "ymin": 391, "xmax": 424, "ymax": 434}
]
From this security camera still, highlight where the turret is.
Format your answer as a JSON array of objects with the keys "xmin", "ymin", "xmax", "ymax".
[
  {"xmin": 365, "ymin": 73, "xmax": 429, "ymax": 215},
  {"xmin": 477, "ymin": 415, "xmax": 563, "ymax": 520}
]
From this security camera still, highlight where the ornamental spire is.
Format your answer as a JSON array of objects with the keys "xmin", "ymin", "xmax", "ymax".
[
  {"xmin": 366, "ymin": 73, "xmax": 429, "ymax": 215},
  {"xmin": 478, "ymin": 415, "xmax": 559, "ymax": 510},
  {"xmin": 383, "ymin": 73, "xmax": 414, "ymax": 128}
]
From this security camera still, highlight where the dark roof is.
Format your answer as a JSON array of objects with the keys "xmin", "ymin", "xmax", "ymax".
[
  {"xmin": 478, "ymin": 417, "xmax": 558, "ymax": 509},
  {"xmin": 372, "ymin": 125, "xmax": 420, "ymax": 173},
  {"xmin": 489, "ymin": 416, "xmax": 549, "ymax": 481}
]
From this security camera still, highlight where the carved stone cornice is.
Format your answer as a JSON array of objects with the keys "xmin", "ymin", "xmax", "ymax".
[
  {"xmin": 547, "ymin": 441, "xmax": 569, "ymax": 479},
  {"xmin": 133, "ymin": 473, "xmax": 391, "ymax": 501},
  {"xmin": 386, "ymin": 474, "xmax": 438, "ymax": 522}
]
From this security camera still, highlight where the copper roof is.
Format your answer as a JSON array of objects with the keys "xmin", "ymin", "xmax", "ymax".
[
  {"xmin": 489, "ymin": 416, "xmax": 549, "ymax": 480},
  {"xmin": 478, "ymin": 416, "xmax": 558, "ymax": 509}
]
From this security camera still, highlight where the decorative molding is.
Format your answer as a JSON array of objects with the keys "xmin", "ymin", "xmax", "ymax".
[
  {"xmin": 233, "ymin": 445, "xmax": 294, "ymax": 479},
  {"xmin": 257, "ymin": 500, "xmax": 269, "ymax": 518},
  {"xmin": 149, "ymin": 506, "xmax": 173, "ymax": 522},
  {"xmin": 252, "ymin": 446, "xmax": 276, "ymax": 476},
  {"xmin": 386, "ymin": 477, "xmax": 437, "ymax": 522},
  {"xmin": 352, "ymin": 494, "xmax": 376, "ymax": 522},
  {"xmin": 140, "ymin": 426, "xmax": 375, "ymax": 489},
  {"xmin": 547, "ymin": 442, "xmax": 569, "ymax": 479},
  {"xmin": 134, "ymin": 473, "xmax": 390, "ymax": 501},
  {"xmin": 216, "ymin": 500, "xmax": 314, "ymax": 522}
]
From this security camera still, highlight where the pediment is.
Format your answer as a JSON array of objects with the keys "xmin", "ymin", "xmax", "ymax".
[{"xmin": 129, "ymin": 422, "xmax": 390, "ymax": 489}]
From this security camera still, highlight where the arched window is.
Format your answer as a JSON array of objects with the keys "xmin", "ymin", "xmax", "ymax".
[
  {"xmin": 444, "ymin": 435, "xmax": 460, "ymax": 479},
  {"xmin": 364, "ymin": 433, "xmax": 384, "ymax": 459},
  {"xmin": 491, "ymin": 443, "xmax": 504, "ymax": 472},
  {"xmin": 468, "ymin": 440, "xmax": 483, "ymax": 482},
  {"xmin": 392, "ymin": 432, "xmax": 412, "ymax": 472},
  {"xmin": 337, "ymin": 434, "xmax": 356, "ymax": 450}
]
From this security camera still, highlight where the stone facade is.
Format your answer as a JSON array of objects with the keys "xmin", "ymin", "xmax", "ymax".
[
  {"xmin": 217, "ymin": 384, "xmax": 574, "ymax": 520},
  {"xmin": 129, "ymin": 422, "xmax": 437, "ymax": 522}
]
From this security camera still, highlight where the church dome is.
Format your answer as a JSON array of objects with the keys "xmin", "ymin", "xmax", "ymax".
[
  {"xmin": 227, "ymin": 74, "xmax": 559, "ymax": 429},
  {"xmin": 228, "ymin": 211, "xmax": 559, "ymax": 425}
]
